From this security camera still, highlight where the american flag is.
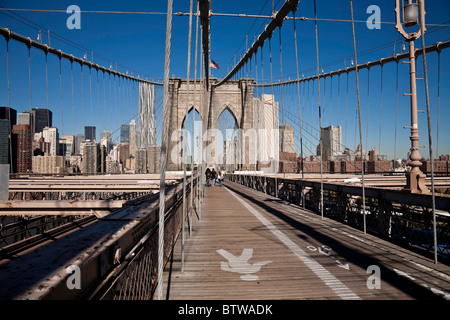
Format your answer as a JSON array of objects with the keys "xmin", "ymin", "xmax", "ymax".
[{"xmin": 210, "ymin": 59, "xmax": 220, "ymax": 70}]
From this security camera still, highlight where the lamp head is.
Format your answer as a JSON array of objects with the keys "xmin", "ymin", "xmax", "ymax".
[{"xmin": 403, "ymin": 2, "xmax": 419, "ymax": 27}]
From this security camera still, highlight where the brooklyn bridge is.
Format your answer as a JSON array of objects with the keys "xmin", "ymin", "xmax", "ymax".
[{"xmin": 0, "ymin": 0, "xmax": 449, "ymax": 304}]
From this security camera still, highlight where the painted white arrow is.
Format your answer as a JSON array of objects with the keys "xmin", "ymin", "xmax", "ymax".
[
  {"xmin": 336, "ymin": 260, "xmax": 350, "ymax": 270},
  {"xmin": 217, "ymin": 248, "xmax": 272, "ymax": 281}
]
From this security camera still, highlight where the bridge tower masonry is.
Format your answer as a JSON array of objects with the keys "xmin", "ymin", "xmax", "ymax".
[{"xmin": 166, "ymin": 77, "xmax": 256, "ymax": 171}]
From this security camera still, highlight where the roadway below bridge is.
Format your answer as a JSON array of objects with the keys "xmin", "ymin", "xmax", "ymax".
[{"xmin": 161, "ymin": 179, "xmax": 450, "ymax": 300}]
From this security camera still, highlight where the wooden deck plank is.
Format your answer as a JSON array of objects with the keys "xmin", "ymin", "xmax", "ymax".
[{"xmin": 160, "ymin": 181, "xmax": 450, "ymax": 300}]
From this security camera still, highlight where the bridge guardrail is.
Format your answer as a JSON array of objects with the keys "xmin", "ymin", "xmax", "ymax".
[
  {"xmin": 227, "ymin": 174, "xmax": 450, "ymax": 261},
  {"xmin": 0, "ymin": 174, "xmax": 198, "ymax": 300}
]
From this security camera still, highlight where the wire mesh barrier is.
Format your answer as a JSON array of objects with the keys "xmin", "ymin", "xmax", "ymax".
[{"xmin": 228, "ymin": 174, "xmax": 450, "ymax": 261}]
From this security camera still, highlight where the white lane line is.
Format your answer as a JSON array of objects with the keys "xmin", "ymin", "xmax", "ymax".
[{"xmin": 225, "ymin": 186, "xmax": 361, "ymax": 300}]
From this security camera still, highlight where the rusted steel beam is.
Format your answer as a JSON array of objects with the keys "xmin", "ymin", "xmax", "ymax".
[{"xmin": 0, "ymin": 200, "xmax": 128, "ymax": 216}]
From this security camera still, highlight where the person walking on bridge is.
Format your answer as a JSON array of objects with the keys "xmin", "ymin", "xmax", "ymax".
[
  {"xmin": 205, "ymin": 167, "xmax": 211, "ymax": 187},
  {"xmin": 211, "ymin": 168, "xmax": 217, "ymax": 187},
  {"xmin": 218, "ymin": 171, "xmax": 224, "ymax": 187}
]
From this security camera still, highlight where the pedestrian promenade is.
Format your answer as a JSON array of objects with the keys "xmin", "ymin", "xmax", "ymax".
[{"xmin": 161, "ymin": 180, "xmax": 450, "ymax": 300}]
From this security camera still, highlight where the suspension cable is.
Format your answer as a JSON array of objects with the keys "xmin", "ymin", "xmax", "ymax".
[
  {"xmin": 59, "ymin": 56, "xmax": 63, "ymax": 137},
  {"xmin": 313, "ymin": 0, "xmax": 324, "ymax": 219},
  {"xmin": 28, "ymin": 44, "xmax": 32, "ymax": 111},
  {"xmin": 436, "ymin": 50, "xmax": 441, "ymax": 158},
  {"xmin": 157, "ymin": 0, "xmax": 173, "ymax": 301},
  {"xmin": 6, "ymin": 38, "xmax": 12, "ymax": 173},
  {"xmin": 419, "ymin": 0, "xmax": 437, "ymax": 264},
  {"xmin": 337, "ymin": 74, "xmax": 340, "ymax": 127},
  {"xmin": 379, "ymin": 64, "xmax": 383, "ymax": 154},
  {"xmin": 81, "ymin": 64, "xmax": 85, "ymax": 130},
  {"xmin": 394, "ymin": 60, "xmax": 399, "ymax": 161},
  {"xmin": 90, "ymin": 66, "xmax": 93, "ymax": 131},
  {"xmin": 350, "ymin": 0, "xmax": 366, "ymax": 234},
  {"xmin": 71, "ymin": 61, "xmax": 75, "ymax": 140},
  {"xmin": 366, "ymin": 67, "xmax": 370, "ymax": 151},
  {"xmin": 45, "ymin": 50, "xmax": 50, "ymax": 134},
  {"xmin": 292, "ymin": 8, "xmax": 305, "ymax": 207},
  {"xmin": 268, "ymin": 36, "xmax": 278, "ymax": 197},
  {"xmin": 181, "ymin": 0, "xmax": 194, "ymax": 274}
]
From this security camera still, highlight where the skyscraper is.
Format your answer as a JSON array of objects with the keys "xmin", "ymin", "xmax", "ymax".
[
  {"xmin": 0, "ymin": 107, "xmax": 17, "ymax": 133},
  {"xmin": 42, "ymin": 127, "xmax": 59, "ymax": 156},
  {"xmin": 17, "ymin": 113, "xmax": 31, "ymax": 125},
  {"xmin": 138, "ymin": 82, "xmax": 156, "ymax": 148},
  {"xmin": 0, "ymin": 119, "xmax": 9, "ymax": 165},
  {"xmin": 12, "ymin": 124, "xmax": 32, "ymax": 173},
  {"xmin": 135, "ymin": 148, "xmax": 147, "ymax": 173},
  {"xmin": 129, "ymin": 120, "xmax": 137, "ymax": 159},
  {"xmin": 24, "ymin": 108, "xmax": 52, "ymax": 134},
  {"xmin": 320, "ymin": 125, "xmax": 342, "ymax": 159},
  {"xmin": 82, "ymin": 141, "xmax": 100, "ymax": 174},
  {"xmin": 279, "ymin": 121, "xmax": 295, "ymax": 154},
  {"xmin": 84, "ymin": 126, "xmax": 96, "ymax": 141},
  {"xmin": 0, "ymin": 107, "xmax": 16, "ymax": 169},
  {"xmin": 100, "ymin": 129, "xmax": 112, "ymax": 152},
  {"xmin": 253, "ymin": 94, "xmax": 279, "ymax": 170},
  {"xmin": 75, "ymin": 134, "xmax": 85, "ymax": 154},
  {"xmin": 120, "ymin": 124, "xmax": 130, "ymax": 143}
]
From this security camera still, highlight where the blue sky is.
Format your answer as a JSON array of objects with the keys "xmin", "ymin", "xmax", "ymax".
[{"xmin": 0, "ymin": 0, "xmax": 449, "ymax": 160}]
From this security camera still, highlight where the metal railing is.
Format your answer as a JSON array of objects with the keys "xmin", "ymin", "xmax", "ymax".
[
  {"xmin": 227, "ymin": 174, "xmax": 450, "ymax": 261},
  {"xmin": 0, "ymin": 174, "xmax": 198, "ymax": 300}
]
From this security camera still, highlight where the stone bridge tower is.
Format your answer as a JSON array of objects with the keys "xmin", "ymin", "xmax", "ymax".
[{"xmin": 166, "ymin": 77, "xmax": 255, "ymax": 171}]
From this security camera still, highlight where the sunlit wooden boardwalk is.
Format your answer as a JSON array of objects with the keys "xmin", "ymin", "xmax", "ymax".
[{"xmin": 161, "ymin": 180, "xmax": 450, "ymax": 300}]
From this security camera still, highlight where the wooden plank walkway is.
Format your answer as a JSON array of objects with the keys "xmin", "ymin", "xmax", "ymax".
[{"xmin": 160, "ymin": 180, "xmax": 450, "ymax": 300}]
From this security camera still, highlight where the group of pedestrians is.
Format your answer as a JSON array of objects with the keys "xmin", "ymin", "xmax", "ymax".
[{"xmin": 205, "ymin": 168, "xmax": 224, "ymax": 187}]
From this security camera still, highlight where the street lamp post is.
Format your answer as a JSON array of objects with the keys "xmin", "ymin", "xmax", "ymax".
[{"xmin": 394, "ymin": 0, "xmax": 429, "ymax": 194}]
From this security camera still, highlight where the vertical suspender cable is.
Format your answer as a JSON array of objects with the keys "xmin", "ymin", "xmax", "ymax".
[
  {"xmin": 350, "ymin": 0, "xmax": 366, "ymax": 234},
  {"xmin": 28, "ymin": 44, "xmax": 32, "ymax": 111},
  {"xmin": 394, "ymin": 60, "xmax": 399, "ymax": 161},
  {"xmin": 418, "ymin": 0, "xmax": 437, "ymax": 264},
  {"xmin": 71, "ymin": 61, "xmax": 75, "ymax": 140},
  {"xmin": 191, "ymin": 2, "xmax": 199, "ymax": 233},
  {"xmin": 109, "ymin": 73, "xmax": 112, "ymax": 135},
  {"xmin": 193, "ymin": 9, "xmax": 201, "ymax": 221},
  {"xmin": 436, "ymin": 50, "xmax": 440, "ymax": 160},
  {"xmin": 114, "ymin": 75, "xmax": 117, "ymax": 139},
  {"xmin": 90, "ymin": 66, "xmax": 93, "ymax": 132},
  {"xmin": 329, "ymin": 76, "xmax": 333, "ymax": 128},
  {"xmin": 337, "ymin": 74, "xmax": 340, "ymax": 127},
  {"xmin": 313, "ymin": 0, "xmax": 324, "ymax": 218},
  {"xmin": 379, "ymin": 64, "xmax": 383, "ymax": 154},
  {"xmin": 261, "ymin": 47, "xmax": 268, "ymax": 194},
  {"xmin": 97, "ymin": 69, "xmax": 100, "ymax": 138},
  {"xmin": 103, "ymin": 72, "xmax": 107, "ymax": 133},
  {"xmin": 366, "ymin": 68, "xmax": 370, "ymax": 151},
  {"xmin": 6, "ymin": 38, "xmax": 12, "ymax": 174},
  {"xmin": 278, "ymin": 27, "xmax": 286, "ymax": 185},
  {"xmin": 45, "ymin": 51, "xmax": 50, "ymax": 133},
  {"xmin": 269, "ymin": 37, "xmax": 277, "ymax": 197},
  {"xmin": 181, "ymin": 0, "xmax": 194, "ymax": 274},
  {"xmin": 81, "ymin": 64, "xmax": 85, "ymax": 130},
  {"xmin": 5, "ymin": 39, "xmax": 12, "ymax": 172},
  {"xmin": 279, "ymin": 28, "xmax": 285, "ymax": 127},
  {"xmin": 59, "ymin": 56, "xmax": 64, "ymax": 137},
  {"xmin": 292, "ymin": 8, "xmax": 305, "ymax": 208},
  {"xmin": 157, "ymin": 0, "xmax": 173, "ymax": 300},
  {"xmin": 345, "ymin": 69, "xmax": 348, "ymax": 147}
]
